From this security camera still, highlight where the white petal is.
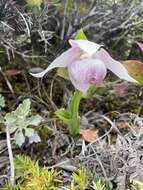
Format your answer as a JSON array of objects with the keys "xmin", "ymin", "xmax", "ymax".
[
  {"xmin": 93, "ymin": 48, "xmax": 137, "ymax": 83},
  {"xmin": 30, "ymin": 47, "xmax": 82, "ymax": 78},
  {"xmin": 69, "ymin": 39, "xmax": 102, "ymax": 56}
]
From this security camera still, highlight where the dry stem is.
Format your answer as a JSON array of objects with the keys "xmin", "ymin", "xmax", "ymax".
[{"xmin": 6, "ymin": 124, "xmax": 15, "ymax": 185}]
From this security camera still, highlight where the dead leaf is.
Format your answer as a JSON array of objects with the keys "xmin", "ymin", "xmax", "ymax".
[
  {"xmin": 126, "ymin": 123, "xmax": 140, "ymax": 136},
  {"xmin": 116, "ymin": 122, "xmax": 128, "ymax": 129},
  {"xmin": 79, "ymin": 129, "xmax": 99, "ymax": 142},
  {"xmin": 117, "ymin": 122, "xmax": 139, "ymax": 135},
  {"xmin": 112, "ymin": 83, "xmax": 126, "ymax": 97},
  {"xmin": 0, "ymin": 123, "xmax": 6, "ymax": 133},
  {"xmin": 116, "ymin": 122, "xmax": 127, "ymax": 129},
  {"xmin": 122, "ymin": 60, "xmax": 143, "ymax": 85}
]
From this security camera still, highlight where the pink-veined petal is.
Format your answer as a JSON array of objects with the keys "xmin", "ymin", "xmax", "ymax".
[
  {"xmin": 68, "ymin": 58, "xmax": 107, "ymax": 92},
  {"xmin": 136, "ymin": 42, "xmax": 143, "ymax": 52},
  {"xmin": 30, "ymin": 47, "xmax": 82, "ymax": 78},
  {"xmin": 93, "ymin": 48, "xmax": 137, "ymax": 83},
  {"xmin": 69, "ymin": 39, "xmax": 102, "ymax": 56}
]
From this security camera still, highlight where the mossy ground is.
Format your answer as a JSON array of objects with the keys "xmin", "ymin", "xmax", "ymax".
[{"xmin": 0, "ymin": 65, "xmax": 143, "ymax": 189}]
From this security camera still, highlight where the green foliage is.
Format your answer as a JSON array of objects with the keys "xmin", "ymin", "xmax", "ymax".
[
  {"xmin": 67, "ymin": 167, "xmax": 88, "ymax": 190},
  {"xmin": 0, "ymin": 114, "xmax": 4, "ymax": 123},
  {"xmin": 4, "ymin": 155, "xmax": 59, "ymax": 190},
  {"xmin": 91, "ymin": 180, "xmax": 106, "ymax": 190},
  {"xmin": 0, "ymin": 94, "xmax": 5, "ymax": 123},
  {"xmin": 92, "ymin": 176, "xmax": 113, "ymax": 190},
  {"xmin": 67, "ymin": 167, "xmax": 112, "ymax": 190},
  {"xmin": 15, "ymin": 155, "xmax": 59, "ymax": 190},
  {"xmin": 72, "ymin": 167, "xmax": 88, "ymax": 190},
  {"xmin": 0, "ymin": 94, "xmax": 5, "ymax": 108},
  {"xmin": 55, "ymin": 108, "xmax": 71, "ymax": 124},
  {"xmin": 26, "ymin": 0, "xmax": 42, "ymax": 9},
  {"xmin": 55, "ymin": 85, "xmax": 108, "ymax": 136},
  {"xmin": 75, "ymin": 28, "xmax": 87, "ymax": 40},
  {"xmin": 3, "ymin": 155, "xmax": 112, "ymax": 190},
  {"xmin": 55, "ymin": 90, "xmax": 82, "ymax": 136},
  {"xmin": 133, "ymin": 181, "xmax": 143, "ymax": 190},
  {"xmin": 6, "ymin": 99, "xmax": 42, "ymax": 147},
  {"xmin": 0, "ymin": 98, "xmax": 42, "ymax": 147},
  {"xmin": 4, "ymin": 183, "xmax": 21, "ymax": 190},
  {"xmin": 4, "ymin": 99, "xmax": 42, "ymax": 147}
]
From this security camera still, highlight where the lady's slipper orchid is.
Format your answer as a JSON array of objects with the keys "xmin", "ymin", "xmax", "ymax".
[{"xmin": 31, "ymin": 39, "xmax": 137, "ymax": 92}]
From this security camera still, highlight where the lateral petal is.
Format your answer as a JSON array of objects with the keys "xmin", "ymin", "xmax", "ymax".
[
  {"xmin": 30, "ymin": 47, "xmax": 82, "ymax": 78},
  {"xmin": 93, "ymin": 48, "xmax": 137, "ymax": 83}
]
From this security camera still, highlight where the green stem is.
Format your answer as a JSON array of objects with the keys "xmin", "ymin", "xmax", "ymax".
[
  {"xmin": 55, "ymin": 90, "xmax": 83, "ymax": 137},
  {"xmin": 68, "ymin": 90, "xmax": 82, "ymax": 136}
]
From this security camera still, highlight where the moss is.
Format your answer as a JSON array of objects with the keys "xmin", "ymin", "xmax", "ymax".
[{"xmin": 3, "ymin": 155, "xmax": 114, "ymax": 189}]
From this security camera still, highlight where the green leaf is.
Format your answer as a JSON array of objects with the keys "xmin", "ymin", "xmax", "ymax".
[
  {"xmin": 0, "ymin": 115, "xmax": 5, "ymax": 123},
  {"xmin": 28, "ymin": 132, "xmax": 41, "ymax": 144},
  {"xmin": 4, "ymin": 99, "xmax": 42, "ymax": 146},
  {"xmin": 9, "ymin": 124, "xmax": 18, "ymax": 134},
  {"xmin": 15, "ymin": 132, "xmax": 25, "ymax": 147},
  {"xmin": 5, "ymin": 112, "xmax": 17, "ymax": 124},
  {"xmin": 55, "ymin": 91, "xmax": 82, "ymax": 136},
  {"xmin": 75, "ymin": 28, "xmax": 87, "ymax": 40},
  {"xmin": 25, "ymin": 128, "xmax": 35, "ymax": 137},
  {"xmin": 0, "ymin": 95, "xmax": 5, "ymax": 108},
  {"xmin": 14, "ymin": 99, "xmax": 31, "ymax": 118},
  {"xmin": 27, "ymin": 0, "xmax": 42, "ymax": 8},
  {"xmin": 27, "ymin": 115, "xmax": 43, "ymax": 126},
  {"xmin": 55, "ymin": 108, "xmax": 71, "ymax": 124},
  {"xmin": 5, "ymin": 112, "xmax": 19, "ymax": 133}
]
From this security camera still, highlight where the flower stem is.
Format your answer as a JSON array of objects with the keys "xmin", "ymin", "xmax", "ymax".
[
  {"xmin": 68, "ymin": 90, "xmax": 82, "ymax": 136},
  {"xmin": 55, "ymin": 90, "xmax": 83, "ymax": 137}
]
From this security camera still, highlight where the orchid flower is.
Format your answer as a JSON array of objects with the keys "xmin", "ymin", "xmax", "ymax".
[{"xmin": 30, "ymin": 39, "xmax": 137, "ymax": 92}]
